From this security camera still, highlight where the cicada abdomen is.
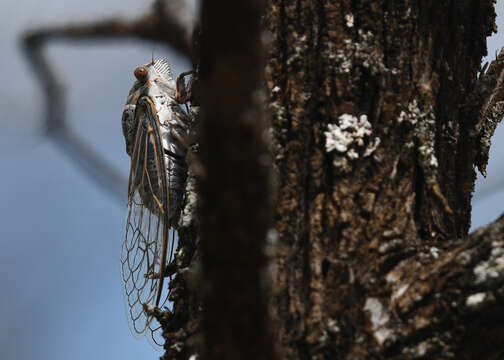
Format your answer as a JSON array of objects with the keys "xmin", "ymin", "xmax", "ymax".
[{"xmin": 120, "ymin": 58, "xmax": 190, "ymax": 346}]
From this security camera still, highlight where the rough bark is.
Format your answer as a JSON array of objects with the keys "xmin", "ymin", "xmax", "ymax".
[{"xmin": 263, "ymin": 0, "xmax": 501, "ymax": 359}]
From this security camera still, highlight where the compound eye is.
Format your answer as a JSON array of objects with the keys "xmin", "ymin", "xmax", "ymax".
[{"xmin": 134, "ymin": 66, "xmax": 148, "ymax": 81}]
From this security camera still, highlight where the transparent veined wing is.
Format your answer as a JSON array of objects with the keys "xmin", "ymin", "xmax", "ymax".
[{"xmin": 120, "ymin": 96, "xmax": 175, "ymax": 347}]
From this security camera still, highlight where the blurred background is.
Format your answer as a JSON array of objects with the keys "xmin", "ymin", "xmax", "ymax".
[{"xmin": 0, "ymin": 1, "xmax": 502, "ymax": 359}]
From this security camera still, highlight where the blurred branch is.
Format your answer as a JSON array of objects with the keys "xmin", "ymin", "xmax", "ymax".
[
  {"xmin": 51, "ymin": 128, "xmax": 127, "ymax": 201},
  {"xmin": 21, "ymin": 0, "xmax": 194, "ymax": 202},
  {"xmin": 198, "ymin": 0, "xmax": 276, "ymax": 359},
  {"xmin": 22, "ymin": 0, "xmax": 193, "ymax": 56}
]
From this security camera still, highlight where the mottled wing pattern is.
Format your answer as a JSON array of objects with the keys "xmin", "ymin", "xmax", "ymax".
[{"xmin": 120, "ymin": 103, "xmax": 172, "ymax": 347}]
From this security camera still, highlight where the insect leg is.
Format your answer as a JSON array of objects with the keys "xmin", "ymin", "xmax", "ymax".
[
  {"xmin": 175, "ymin": 107, "xmax": 193, "ymax": 125},
  {"xmin": 144, "ymin": 262, "xmax": 177, "ymax": 279},
  {"xmin": 175, "ymin": 70, "xmax": 195, "ymax": 104},
  {"xmin": 169, "ymin": 109, "xmax": 190, "ymax": 129}
]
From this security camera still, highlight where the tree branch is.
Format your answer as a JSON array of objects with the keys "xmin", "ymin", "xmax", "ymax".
[{"xmin": 378, "ymin": 214, "xmax": 504, "ymax": 359}]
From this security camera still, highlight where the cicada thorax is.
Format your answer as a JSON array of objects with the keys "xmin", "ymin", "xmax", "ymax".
[{"xmin": 130, "ymin": 97, "xmax": 188, "ymax": 228}]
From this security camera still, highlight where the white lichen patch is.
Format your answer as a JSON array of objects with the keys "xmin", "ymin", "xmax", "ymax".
[
  {"xmin": 404, "ymin": 100, "xmax": 438, "ymax": 177},
  {"xmin": 473, "ymin": 241, "xmax": 504, "ymax": 285},
  {"xmin": 364, "ymin": 137, "xmax": 381, "ymax": 157},
  {"xmin": 180, "ymin": 171, "xmax": 198, "ymax": 227},
  {"xmin": 402, "ymin": 338, "xmax": 452, "ymax": 359},
  {"xmin": 465, "ymin": 292, "xmax": 487, "ymax": 308},
  {"xmin": 400, "ymin": 100, "xmax": 421, "ymax": 125},
  {"xmin": 429, "ymin": 247, "xmax": 440, "ymax": 259},
  {"xmin": 363, "ymin": 298, "xmax": 393, "ymax": 345},
  {"xmin": 391, "ymin": 284, "xmax": 410, "ymax": 301},
  {"xmin": 325, "ymin": 114, "xmax": 372, "ymax": 151},
  {"xmin": 442, "ymin": 120, "xmax": 460, "ymax": 146},
  {"xmin": 327, "ymin": 318, "xmax": 340, "ymax": 334},
  {"xmin": 170, "ymin": 342, "xmax": 184, "ymax": 352},
  {"xmin": 264, "ymin": 228, "xmax": 279, "ymax": 259},
  {"xmin": 456, "ymin": 250, "xmax": 472, "ymax": 266},
  {"xmin": 378, "ymin": 238, "xmax": 403, "ymax": 254},
  {"xmin": 399, "ymin": 100, "xmax": 453, "ymax": 212},
  {"xmin": 325, "ymin": 114, "xmax": 380, "ymax": 172},
  {"xmin": 397, "ymin": 110, "xmax": 408, "ymax": 123},
  {"xmin": 386, "ymin": 271, "xmax": 399, "ymax": 284},
  {"xmin": 345, "ymin": 13, "xmax": 354, "ymax": 28},
  {"xmin": 287, "ymin": 32, "xmax": 308, "ymax": 67},
  {"xmin": 268, "ymin": 100, "xmax": 288, "ymax": 160},
  {"xmin": 269, "ymin": 100, "xmax": 287, "ymax": 124},
  {"xmin": 327, "ymin": 30, "xmax": 388, "ymax": 75},
  {"xmin": 176, "ymin": 247, "xmax": 186, "ymax": 268},
  {"xmin": 318, "ymin": 330, "xmax": 329, "ymax": 345},
  {"xmin": 413, "ymin": 341, "xmax": 432, "ymax": 357}
]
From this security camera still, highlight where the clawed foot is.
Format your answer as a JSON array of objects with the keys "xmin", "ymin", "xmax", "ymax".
[
  {"xmin": 175, "ymin": 70, "xmax": 195, "ymax": 104},
  {"xmin": 144, "ymin": 261, "xmax": 178, "ymax": 279}
]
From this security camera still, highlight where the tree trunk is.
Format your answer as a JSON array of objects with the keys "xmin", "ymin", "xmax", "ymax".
[
  {"xmin": 262, "ymin": 1, "xmax": 502, "ymax": 359},
  {"xmin": 156, "ymin": 1, "xmax": 504, "ymax": 359}
]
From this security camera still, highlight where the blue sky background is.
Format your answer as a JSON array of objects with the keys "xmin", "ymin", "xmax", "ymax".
[{"xmin": 0, "ymin": 1, "xmax": 503, "ymax": 359}]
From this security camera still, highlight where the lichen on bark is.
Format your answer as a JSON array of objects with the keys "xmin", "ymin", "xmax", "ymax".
[{"xmin": 264, "ymin": 0, "xmax": 501, "ymax": 359}]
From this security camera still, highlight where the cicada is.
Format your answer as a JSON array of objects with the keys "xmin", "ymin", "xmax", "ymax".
[{"xmin": 120, "ymin": 58, "xmax": 192, "ymax": 346}]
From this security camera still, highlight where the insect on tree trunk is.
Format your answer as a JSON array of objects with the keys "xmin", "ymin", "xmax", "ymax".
[{"xmin": 22, "ymin": 0, "xmax": 504, "ymax": 359}]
